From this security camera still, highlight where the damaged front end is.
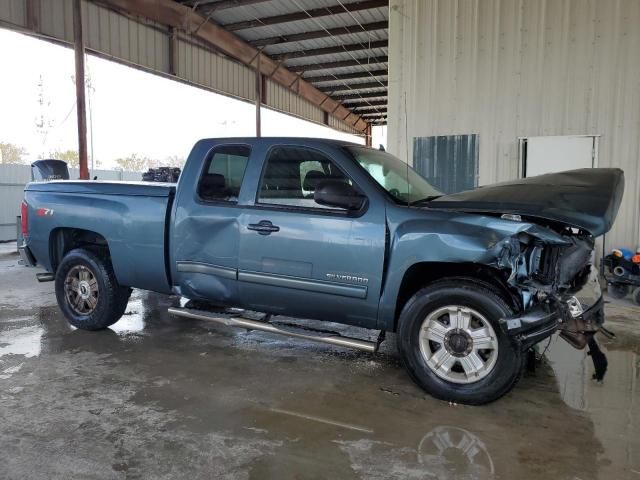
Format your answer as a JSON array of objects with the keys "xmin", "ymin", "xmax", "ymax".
[
  {"xmin": 495, "ymin": 224, "xmax": 608, "ymax": 380},
  {"xmin": 424, "ymin": 168, "xmax": 624, "ymax": 382}
]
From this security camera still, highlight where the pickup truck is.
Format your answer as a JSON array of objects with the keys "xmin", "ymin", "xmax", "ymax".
[{"xmin": 19, "ymin": 138, "xmax": 624, "ymax": 404}]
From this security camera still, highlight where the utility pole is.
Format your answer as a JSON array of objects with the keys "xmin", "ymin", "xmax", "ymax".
[{"xmin": 73, "ymin": 0, "xmax": 89, "ymax": 179}]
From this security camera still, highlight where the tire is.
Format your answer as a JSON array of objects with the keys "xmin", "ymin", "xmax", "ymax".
[
  {"xmin": 55, "ymin": 248, "xmax": 131, "ymax": 330},
  {"xmin": 608, "ymin": 283, "xmax": 629, "ymax": 299},
  {"xmin": 633, "ymin": 287, "xmax": 640, "ymax": 306},
  {"xmin": 396, "ymin": 279, "xmax": 524, "ymax": 405}
]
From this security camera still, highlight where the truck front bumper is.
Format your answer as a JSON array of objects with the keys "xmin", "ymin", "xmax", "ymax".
[
  {"xmin": 502, "ymin": 264, "xmax": 605, "ymax": 351},
  {"xmin": 502, "ymin": 294, "xmax": 604, "ymax": 351}
]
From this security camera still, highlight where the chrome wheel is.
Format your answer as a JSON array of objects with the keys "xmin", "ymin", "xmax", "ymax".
[
  {"xmin": 419, "ymin": 305, "xmax": 499, "ymax": 384},
  {"xmin": 64, "ymin": 265, "xmax": 99, "ymax": 315}
]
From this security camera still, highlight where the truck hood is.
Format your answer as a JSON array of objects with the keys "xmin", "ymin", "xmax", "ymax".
[{"xmin": 427, "ymin": 168, "xmax": 624, "ymax": 236}]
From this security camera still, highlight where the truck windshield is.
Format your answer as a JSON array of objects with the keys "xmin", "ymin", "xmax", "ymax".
[{"xmin": 345, "ymin": 146, "xmax": 442, "ymax": 205}]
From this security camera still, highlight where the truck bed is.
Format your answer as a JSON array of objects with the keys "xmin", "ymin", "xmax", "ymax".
[{"xmin": 24, "ymin": 181, "xmax": 175, "ymax": 294}]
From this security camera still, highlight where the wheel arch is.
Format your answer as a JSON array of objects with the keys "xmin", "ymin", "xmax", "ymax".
[
  {"xmin": 391, "ymin": 262, "xmax": 520, "ymax": 332},
  {"xmin": 49, "ymin": 227, "xmax": 111, "ymax": 273}
]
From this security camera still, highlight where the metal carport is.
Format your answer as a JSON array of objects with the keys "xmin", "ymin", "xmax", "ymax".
[{"xmin": 0, "ymin": 0, "xmax": 389, "ymax": 177}]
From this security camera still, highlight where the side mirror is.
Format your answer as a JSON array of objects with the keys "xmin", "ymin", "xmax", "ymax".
[{"xmin": 314, "ymin": 180, "xmax": 365, "ymax": 211}]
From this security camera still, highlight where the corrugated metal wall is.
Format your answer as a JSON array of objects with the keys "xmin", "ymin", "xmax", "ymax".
[
  {"xmin": 265, "ymin": 79, "xmax": 323, "ymax": 127},
  {"xmin": 388, "ymin": 0, "xmax": 640, "ymax": 251},
  {"xmin": 0, "ymin": 164, "xmax": 140, "ymax": 242},
  {"xmin": 0, "ymin": 0, "xmax": 360, "ymax": 137},
  {"xmin": 0, "ymin": 164, "xmax": 30, "ymax": 243},
  {"xmin": 413, "ymin": 134, "xmax": 479, "ymax": 194}
]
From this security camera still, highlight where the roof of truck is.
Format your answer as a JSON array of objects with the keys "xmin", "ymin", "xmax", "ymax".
[{"xmin": 197, "ymin": 137, "xmax": 364, "ymax": 147}]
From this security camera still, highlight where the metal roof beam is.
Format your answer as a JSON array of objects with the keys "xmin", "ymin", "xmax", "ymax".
[
  {"xmin": 303, "ymin": 69, "xmax": 387, "ymax": 83},
  {"xmin": 352, "ymin": 104, "xmax": 387, "ymax": 112},
  {"xmin": 251, "ymin": 21, "xmax": 388, "ymax": 47},
  {"xmin": 99, "ymin": 0, "xmax": 369, "ymax": 131},
  {"xmin": 182, "ymin": 0, "xmax": 270, "ymax": 10},
  {"xmin": 272, "ymin": 39, "xmax": 387, "ymax": 61},
  {"xmin": 223, "ymin": 0, "xmax": 388, "ymax": 31},
  {"xmin": 342, "ymin": 99, "xmax": 387, "ymax": 107},
  {"xmin": 288, "ymin": 56, "xmax": 388, "ymax": 72},
  {"xmin": 318, "ymin": 81, "xmax": 388, "ymax": 92},
  {"xmin": 333, "ymin": 91, "xmax": 387, "ymax": 101}
]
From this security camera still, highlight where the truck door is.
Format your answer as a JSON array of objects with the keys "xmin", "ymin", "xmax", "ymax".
[
  {"xmin": 238, "ymin": 144, "xmax": 386, "ymax": 328},
  {"xmin": 171, "ymin": 144, "xmax": 251, "ymax": 304}
]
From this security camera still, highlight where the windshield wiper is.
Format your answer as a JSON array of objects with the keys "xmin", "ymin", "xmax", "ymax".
[{"xmin": 409, "ymin": 195, "xmax": 441, "ymax": 206}]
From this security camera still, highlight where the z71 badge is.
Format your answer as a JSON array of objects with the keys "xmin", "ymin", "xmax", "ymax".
[{"xmin": 36, "ymin": 208, "xmax": 54, "ymax": 217}]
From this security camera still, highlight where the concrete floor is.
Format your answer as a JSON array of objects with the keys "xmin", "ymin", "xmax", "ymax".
[{"xmin": 0, "ymin": 242, "xmax": 639, "ymax": 480}]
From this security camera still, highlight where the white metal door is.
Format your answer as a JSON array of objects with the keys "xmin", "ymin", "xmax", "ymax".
[{"xmin": 522, "ymin": 135, "xmax": 597, "ymax": 177}]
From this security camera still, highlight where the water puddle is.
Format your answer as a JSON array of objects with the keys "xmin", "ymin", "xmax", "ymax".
[{"xmin": 0, "ymin": 324, "xmax": 43, "ymax": 359}]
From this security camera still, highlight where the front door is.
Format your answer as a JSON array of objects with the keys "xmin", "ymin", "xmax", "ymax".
[{"xmin": 238, "ymin": 145, "xmax": 385, "ymax": 328}]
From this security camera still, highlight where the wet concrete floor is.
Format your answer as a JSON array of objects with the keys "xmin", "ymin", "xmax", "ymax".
[{"xmin": 0, "ymin": 242, "xmax": 639, "ymax": 479}]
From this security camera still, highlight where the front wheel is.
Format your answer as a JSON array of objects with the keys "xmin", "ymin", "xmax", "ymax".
[
  {"xmin": 55, "ymin": 248, "xmax": 131, "ymax": 330},
  {"xmin": 397, "ymin": 279, "xmax": 524, "ymax": 405}
]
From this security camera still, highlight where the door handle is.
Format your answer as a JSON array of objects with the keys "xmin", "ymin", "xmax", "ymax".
[{"xmin": 247, "ymin": 220, "xmax": 280, "ymax": 235}]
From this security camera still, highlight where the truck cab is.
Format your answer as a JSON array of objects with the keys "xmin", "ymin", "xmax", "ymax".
[{"xmin": 171, "ymin": 138, "xmax": 387, "ymax": 328}]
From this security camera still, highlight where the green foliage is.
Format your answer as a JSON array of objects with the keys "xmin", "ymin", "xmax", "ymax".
[
  {"xmin": 0, "ymin": 142, "xmax": 27, "ymax": 164},
  {"xmin": 114, "ymin": 153, "xmax": 151, "ymax": 172},
  {"xmin": 114, "ymin": 154, "xmax": 185, "ymax": 172},
  {"xmin": 151, "ymin": 155, "xmax": 186, "ymax": 168},
  {"xmin": 49, "ymin": 149, "xmax": 80, "ymax": 168}
]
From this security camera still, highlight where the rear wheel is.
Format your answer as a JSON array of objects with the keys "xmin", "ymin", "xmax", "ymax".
[
  {"xmin": 397, "ymin": 279, "xmax": 524, "ymax": 405},
  {"xmin": 55, "ymin": 248, "xmax": 131, "ymax": 330}
]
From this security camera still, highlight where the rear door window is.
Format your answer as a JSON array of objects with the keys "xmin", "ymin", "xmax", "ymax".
[{"xmin": 198, "ymin": 145, "xmax": 250, "ymax": 203}]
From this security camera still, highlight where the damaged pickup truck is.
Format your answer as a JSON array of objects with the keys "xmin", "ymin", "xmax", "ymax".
[{"xmin": 19, "ymin": 138, "xmax": 624, "ymax": 404}]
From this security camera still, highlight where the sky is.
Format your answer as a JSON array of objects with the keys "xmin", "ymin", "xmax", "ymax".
[{"xmin": 0, "ymin": 28, "xmax": 387, "ymax": 170}]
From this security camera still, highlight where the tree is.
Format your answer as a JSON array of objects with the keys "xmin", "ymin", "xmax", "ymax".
[
  {"xmin": 148, "ymin": 155, "xmax": 186, "ymax": 168},
  {"xmin": 114, "ymin": 153, "xmax": 150, "ymax": 172},
  {"xmin": 49, "ymin": 149, "xmax": 80, "ymax": 168},
  {"xmin": 0, "ymin": 142, "xmax": 27, "ymax": 164}
]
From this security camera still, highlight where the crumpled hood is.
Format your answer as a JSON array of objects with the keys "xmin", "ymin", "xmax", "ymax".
[{"xmin": 427, "ymin": 168, "xmax": 624, "ymax": 236}]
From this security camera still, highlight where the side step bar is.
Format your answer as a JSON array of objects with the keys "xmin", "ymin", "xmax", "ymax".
[
  {"xmin": 36, "ymin": 273, "xmax": 55, "ymax": 282},
  {"xmin": 168, "ymin": 307, "xmax": 379, "ymax": 353}
]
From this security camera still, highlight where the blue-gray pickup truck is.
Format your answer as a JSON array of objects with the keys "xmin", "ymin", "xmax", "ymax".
[{"xmin": 19, "ymin": 138, "xmax": 624, "ymax": 404}]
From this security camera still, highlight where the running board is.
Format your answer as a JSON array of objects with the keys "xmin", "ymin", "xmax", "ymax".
[{"xmin": 168, "ymin": 306, "xmax": 379, "ymax": 353}]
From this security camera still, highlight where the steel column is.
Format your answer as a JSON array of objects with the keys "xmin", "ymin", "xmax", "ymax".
[
  {"xmin": 255, "ymin": 53, "xmax": 261, "ymax": 137},
  {"xmin": 168, "ymin": 26, "xmax": 177, "ymax": 76},
  {"xmin": 73, "ymin": 0, "xmax": 89, "ymax": 180}
]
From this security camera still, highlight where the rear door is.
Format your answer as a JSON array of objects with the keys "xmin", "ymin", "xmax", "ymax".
[
  {"xmin": 171, "ymin": 144, "xmax": 251, "ymax": 304},
  {"xmin": 237, "ymin": 143, "xmax": 386, "ymax": 328}
]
